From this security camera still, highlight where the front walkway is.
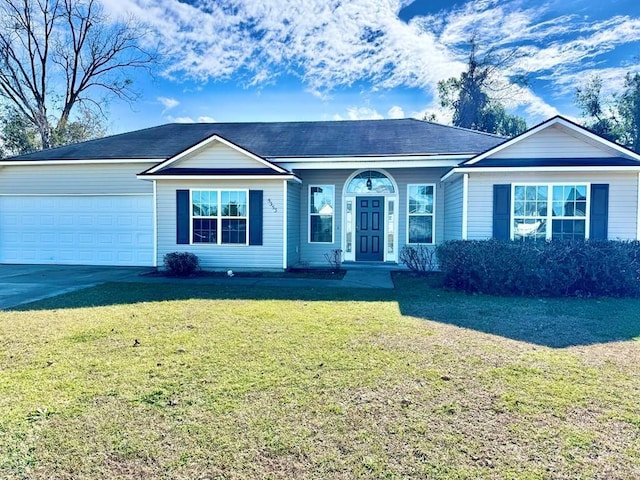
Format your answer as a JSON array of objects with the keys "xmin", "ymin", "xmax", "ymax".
[{"xmin": 341, "ymin": 268, "xmax": 395, "ymax": 288}]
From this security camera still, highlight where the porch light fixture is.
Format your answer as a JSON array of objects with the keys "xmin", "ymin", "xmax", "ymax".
[{"xmin": 366, "ymin": 177, "xmax": 372, "ymax": 190}]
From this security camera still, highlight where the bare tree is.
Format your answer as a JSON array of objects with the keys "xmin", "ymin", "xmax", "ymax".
[{"xmin": 0, "ymin": 0, "xmax": 155, "ymax": 150}]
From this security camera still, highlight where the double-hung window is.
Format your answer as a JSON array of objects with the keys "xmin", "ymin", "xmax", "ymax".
[
  {"xmin": 192, "ymin": 190, "xmax": 248, "ymax": 244},
  {"xmin": 407, "ymin": 184, "xmax": 435, "ymax": 244},
  {"xmin": 309, "ymin": 185, "xmax": 334, "ymax": 243},
  {"xmin": 513, "ymin": 184, "xmax": 588, "ymax": 240}
]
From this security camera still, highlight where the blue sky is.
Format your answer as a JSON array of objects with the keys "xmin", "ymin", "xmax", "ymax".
[{"xmin": 99, "ymin": 0, "xmax": 640, "ymax": 134}]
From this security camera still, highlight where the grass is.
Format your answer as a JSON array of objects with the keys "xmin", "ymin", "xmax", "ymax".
[{"xmin": 1, "ymin": 273, "xmax": 639, "ymax": 479}]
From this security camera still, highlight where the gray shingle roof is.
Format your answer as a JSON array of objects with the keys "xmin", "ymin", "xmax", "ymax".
[{"xmin": 5, "ymin": 118, "xmax": 506, "ymax": 161}]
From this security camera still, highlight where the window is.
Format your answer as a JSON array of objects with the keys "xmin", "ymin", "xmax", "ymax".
[
  {"xmin": 309, "ymin": 185, "xmax": 334, "ymax": 243},
  {"xmin": 345, "ymin": 199, "xmax": 353, "ymax": 253},
  {"xmin": 192, "ymin": 190, "xmax": 247, "ymax": 244},
  {"xmin": 407, "ymin": 185, "xmax": 434, "ymax": 244},
  {"xmin": 346, "ymin": 170, "xmax": 395, "ymax": 194},
  {"xmin": 513, "ymin": 184, "xmax": 588, "ymax": 241},
  {"xmin": 387, "ymin": 199, "xmax": 395, "ymax": 254}
]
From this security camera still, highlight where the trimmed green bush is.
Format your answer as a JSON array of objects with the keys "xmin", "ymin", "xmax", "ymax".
[
  {"xmin": 163, "ymin": 252, "xmax": 199, "ymax": 277},
  {"xmin": 436, "ymin": 240, "xmax": 640, "ymax": 297}
]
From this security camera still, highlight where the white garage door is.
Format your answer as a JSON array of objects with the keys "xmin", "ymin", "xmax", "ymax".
[{"xmin": 0, "ymin": 195, "xmax": 154, "ymax": 266}]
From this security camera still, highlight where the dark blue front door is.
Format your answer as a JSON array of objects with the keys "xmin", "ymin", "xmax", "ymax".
[{"xmin": 356, "ymin": 196, "xmax": 384, "ymax": 261}]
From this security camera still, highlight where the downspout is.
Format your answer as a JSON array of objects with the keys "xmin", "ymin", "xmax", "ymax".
[
  {"xmin": 153, "ymin": 180, "xmax": 158, "ymax": 267},
  {"xmin": 283, "ymin": 180, "xmax": 288, "ymax": 270},
  {"xmin": 637, "ymin": 172, "xmax": 640, "ymax": 240},
  {"xmin": 462, "ymin": 174, "xmax": 469, "ymax": 240}
]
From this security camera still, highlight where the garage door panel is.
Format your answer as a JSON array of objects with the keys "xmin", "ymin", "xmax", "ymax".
[
  {"xmin": 40, "ymin": 233, "xmax": 56, "ymax": 243},
  {"xmin": 118, "ymin": 216, "xmax": 134, "ymax": 226},
  {"xmin": 59, "ymin": 233, "xmax": 74, "ymax": 244},
  {"xmin": 78, "ymin": 215, "xmax": 94, "ymax": 226},
  {"xmin": 0, "ymin": 195, "xmax": 153, "ymax": 266}
]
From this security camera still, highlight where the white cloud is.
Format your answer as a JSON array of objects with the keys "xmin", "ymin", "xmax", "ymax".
[
  {"xmin": 167, "ymin": 116, "xmax": 195, "ymax": 123},
  {"xmin": 387, "ymin": 106, "xmax": 405, "ymax": 119},
  {"xmin": 335, "ymin": 107, "xmax": 384, "ymax": 121},
  {"xmin": 158, "ymin": 96, "xmax": 179, "ymax": 111},
  {"xmin": 167, "ymin": 115, "xmax": 216, "ymax": 123},
  {"xmin": 99, "ymin": 0, "xmax": 640, "ymax": 125}
]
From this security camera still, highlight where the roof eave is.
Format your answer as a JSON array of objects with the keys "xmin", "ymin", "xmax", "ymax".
[
  {"xmin": 0, "ymin": 158, "xmax": 165, "ymax": 165},
  {"xmin": 442, "ymin": 165, "xmax": 640, "ymax": 182},
  {"xmin": 137, "ymin": 173, "xmax": 302, "ymax": 183}
]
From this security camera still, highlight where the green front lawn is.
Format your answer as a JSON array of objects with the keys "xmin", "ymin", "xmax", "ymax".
[{"xmin": 1, "ymin": 274, "xmax": 639, "ymax": 479}]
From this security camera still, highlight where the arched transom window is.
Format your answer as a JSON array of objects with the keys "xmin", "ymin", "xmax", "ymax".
[{"xmin": 346, "ymin": 170, "xmax": 395, "ymax": 194}]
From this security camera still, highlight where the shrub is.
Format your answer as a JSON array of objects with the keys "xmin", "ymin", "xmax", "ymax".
[
  {"xmin": 399, "ymin": 245, "xmax": 438, "ymax": 274},
  {"xmin": 163, "ymin": 252, "xmax": 199, "ymax": 277},
  {"xmin": 324, "ymin": 249, "xmax": 343, "ymax": 270},
  {"xmin": 436, "ymin": 240, "xmax": 640, "ymax": 297}
]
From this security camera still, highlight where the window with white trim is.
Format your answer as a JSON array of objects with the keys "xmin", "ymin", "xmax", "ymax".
[
  {"xmin": 192, "ymin": 190, "xmax": 247, "ymax": 244},
  {"xmin": 513, "ymin": 184, "xmax": 588, "ymax": 241},
  {"xmin": 309, "ymin": 185, "xmax": 334, "ymax": 243},
  {"xmin": 407, "ymin": 184, "xmax": 435, "ymax": 244}
]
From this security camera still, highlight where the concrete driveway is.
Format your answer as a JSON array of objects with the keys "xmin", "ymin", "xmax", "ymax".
[{"xmin": 0, "ymin": 264, "xmax": 152, "ymax": 309}]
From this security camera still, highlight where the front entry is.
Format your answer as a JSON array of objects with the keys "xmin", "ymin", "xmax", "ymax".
[{"xmin": 356, "ymin": 196, "xmax": 384, "ymax": 261}]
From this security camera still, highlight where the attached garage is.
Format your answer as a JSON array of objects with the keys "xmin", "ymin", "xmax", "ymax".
[
  {"xmin": 0, "ymin": 195, "xmax": 154, "ymax": 266},
  {"xmin": 0, "ymin": 162, "xmax": 157, "ymax": 267}
]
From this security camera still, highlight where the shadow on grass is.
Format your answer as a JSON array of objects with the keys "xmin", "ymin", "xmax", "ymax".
[
  {"xmin": 11, "ymin": 281, "xmax": 396, "ymax": 311},
  {"xmin": 393, "ymin": 273, "xmax": 640, "ymax": 349},
  {"xmin": 11, "ymin": 273, "xmax": 640, "ymax": 348}
]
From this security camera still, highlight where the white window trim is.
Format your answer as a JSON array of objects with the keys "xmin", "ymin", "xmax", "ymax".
[
  {"xmin": 189, "ymin": 188, "xmax": 250, "ymax": 246},
  {"xmin": 343, "ymin": 196, "xmax": 355, "ymax": 261},
  {"xmin": 308, "ymin": 184, "xmax": 335, "ymax": 244},
  {"xmin": 406, "ymin": 183, "xmax": 436, "ymax": 245},
  {"xmin": 385, "ymin": 197, "xmax": 398, "ymax": 262},
  {"xmin": 510, "ymin": 182, "xmax": 591, "ymax": 241}
]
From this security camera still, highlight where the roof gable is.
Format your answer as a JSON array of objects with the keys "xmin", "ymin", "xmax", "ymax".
[
  {"xmin": 465, "ymin": 116, "xmax": 640, "ymax": 166},
  {"xmin": 144, "ymin": 135, "xmax": 287, "ymax": 175}
]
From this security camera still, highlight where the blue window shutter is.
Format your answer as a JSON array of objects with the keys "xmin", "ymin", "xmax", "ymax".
[
  {"xmin": 589, "ymin": 184, "xmax": 609, "ymax": 240},
  {"xmin": 249, "ymin": 190, "xmax": 263, "ymax": 245},
  {"xmin": 176, "ymin": 190, "xmax": 190, "ymax": 244},
  {"xmin": 493, "ymin": 184, "xmax": 511, "ymax": 240}
]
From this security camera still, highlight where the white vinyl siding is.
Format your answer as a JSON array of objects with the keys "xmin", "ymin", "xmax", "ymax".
[
  {"xmin": 490, "ymin": 124, "xmax": 617, "ymax": 159},
  {"xmin": 156, "ymin": 179, "xmax": 284, "ymax": 270},
  {"xmin": 171, "ymin": 142, "xmax": 269, "ymax": 169},
  {"xmin": 0, "ymin": 163, "xmax": 153, "ymax": 194},
  {"xmin": 466, "ymin": 172, "xmax": 638, "ymax": 241},
  {"xmin": 443, "ymin": 176, "xmax": 464, "ymax": 240}
]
